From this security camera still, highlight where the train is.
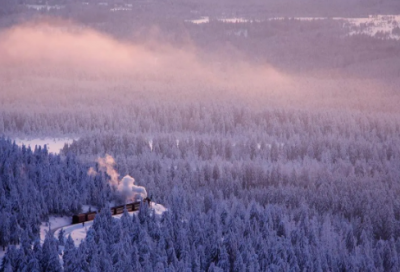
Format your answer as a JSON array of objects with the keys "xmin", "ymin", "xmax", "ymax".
[{"xmin": 72, "ymin": 198, "xmax": 151, "ymax": 224}]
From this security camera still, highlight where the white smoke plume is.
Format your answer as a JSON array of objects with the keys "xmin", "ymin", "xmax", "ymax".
[
  {"xmin": 119, "ymin": 175, "xmax": 148, "ymax": 202},
  {"xmin": 96, "ymin": 154, "xmax": 147, "ymax": 203},
  {"xmin": 97, "ymin": 154, "xmax": 119, "ymax": 187}
]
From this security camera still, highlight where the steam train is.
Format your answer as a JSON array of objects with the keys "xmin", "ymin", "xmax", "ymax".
[{"xmin": 72, "ymin": 198, "xmax": 151, "ymax": 224}]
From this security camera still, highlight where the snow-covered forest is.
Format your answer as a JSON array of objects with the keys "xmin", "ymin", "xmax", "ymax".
[
  {"xmin": 1, "ymin": 0, "xmax": 400, "ymax": 271},
  {"xmin": 2, "ymin": 105, "xmax": 400, "ymax": 271}
]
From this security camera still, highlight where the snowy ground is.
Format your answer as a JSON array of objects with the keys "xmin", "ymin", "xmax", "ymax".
[
  {"xmin": 53, "ymin": 211, "xmax": 135, "ymax": 246},
  {"xmin": 14, "ymin": 137, "xmax": 76, "ymax": 154},
  {"xmin": 40, "ymin": 216, "xmax": 72, "ymax": 244},
  {"xmin": 54, "ymin": 220, "xmax": 94, "ymax": 247}
]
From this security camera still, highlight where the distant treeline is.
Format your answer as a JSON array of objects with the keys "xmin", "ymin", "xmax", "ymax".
[{"xmin": 2, "ymin": 0, "xmax": 400, "ymax": 78}]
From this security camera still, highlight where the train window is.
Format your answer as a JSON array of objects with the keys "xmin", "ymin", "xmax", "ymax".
[{"xmin": 116, "ymin": 207, "xmax": 124, "ymax": 214}]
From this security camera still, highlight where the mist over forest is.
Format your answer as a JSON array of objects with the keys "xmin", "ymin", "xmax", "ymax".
[{"xmin": 1, "ymin": 0, "xmax": 400, "ymax": 271}]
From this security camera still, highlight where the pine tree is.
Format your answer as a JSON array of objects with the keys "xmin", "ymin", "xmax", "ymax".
[
  {"xmin": 41, "ymin": 231, "xmax": 62, "ymax": 272},
  {"xmin": 58, "ymin": 228, "xmax": 65, "ymax": 246},
  {"xmin": 63, "ymin": 235, "xmax": 78, "ymax": 272}
]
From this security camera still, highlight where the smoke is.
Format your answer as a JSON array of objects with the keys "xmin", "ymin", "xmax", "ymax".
[
  {"xmin": 119, "ymin": 175, "xmax": 148, "ymax": 202},
  {"xmin": 97, "ymin": 154, "xmax": 119, "ymax": 187},
  {"xmin": 96, "ymin": 154, "xmax": 147, "ymax": 203}
]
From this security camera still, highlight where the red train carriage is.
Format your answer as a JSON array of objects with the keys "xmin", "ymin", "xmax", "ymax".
[{"xmin": 72, "ymin": 213, "xmax": 86, "ymax": 224}]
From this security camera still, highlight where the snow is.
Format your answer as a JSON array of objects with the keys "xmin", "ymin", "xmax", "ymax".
[
  {"xmin": 39, "ymin": 216, "xmax": 72, "ymax": 244},
  {"xmin": 220, "ymin": 18, "xmax": 252, "ymax": 23},
  {"xmin": 14, "ymin": 137, "xmax": 76, "ymax": 154},
  {"xmin": 81, "ymin": 205, "xmax": 98, "ymax": 213},
  {"xmin": 188, "ymin": 15, "xmax": 400, "ymax": 40},
  {"xmin": 110, "ymin": 7, "xmax": 132, "ymax": 12},
  {"xmin": 0, "ymin": 216, "xmax": 71, "ymax": 267},
  {"xmin": 25, "ymin": 4, "xmax": 64, "ymax": 11},
  {"xmin": 54, "ymin": 209, "xmax": 138, "ymax": 246},
  {"xmin": 188, "ymin": 17, "xmax": 210, "ymax": 24},
  {"xmin": 23, "ymin": 0, "xmax": 400, "ymax": 40},
  {"xmin": 55, "ymin": 221, "xmax": 95, "ymax": 247},
  {"xmin": 342, "ymin": 15, "xmax": 400, "ymax": 40},
  {"xmin": 152, "ymin": 203, "xmax": 168, "ymax": 216},
  {"xmin": 0, "ymin": 249, "xmax": 5, "ymax": 267},
  {"xmin": 0, "ymin": 246, "xmax": 21, "ymax": 267},
  {"xmin": 43, "ymin": 203, "xmax": 167, "ymax": 247},
  {"xmin": 275, "ymin": 15, "xmax": 400, "ymax": 40},
  {"xmin": 187, "ymin": 17, "xmax": 258, "ymax": 24},
  {"xmin": 53, "ymin": 211, "xmax": 138, "ymax": 246}
]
